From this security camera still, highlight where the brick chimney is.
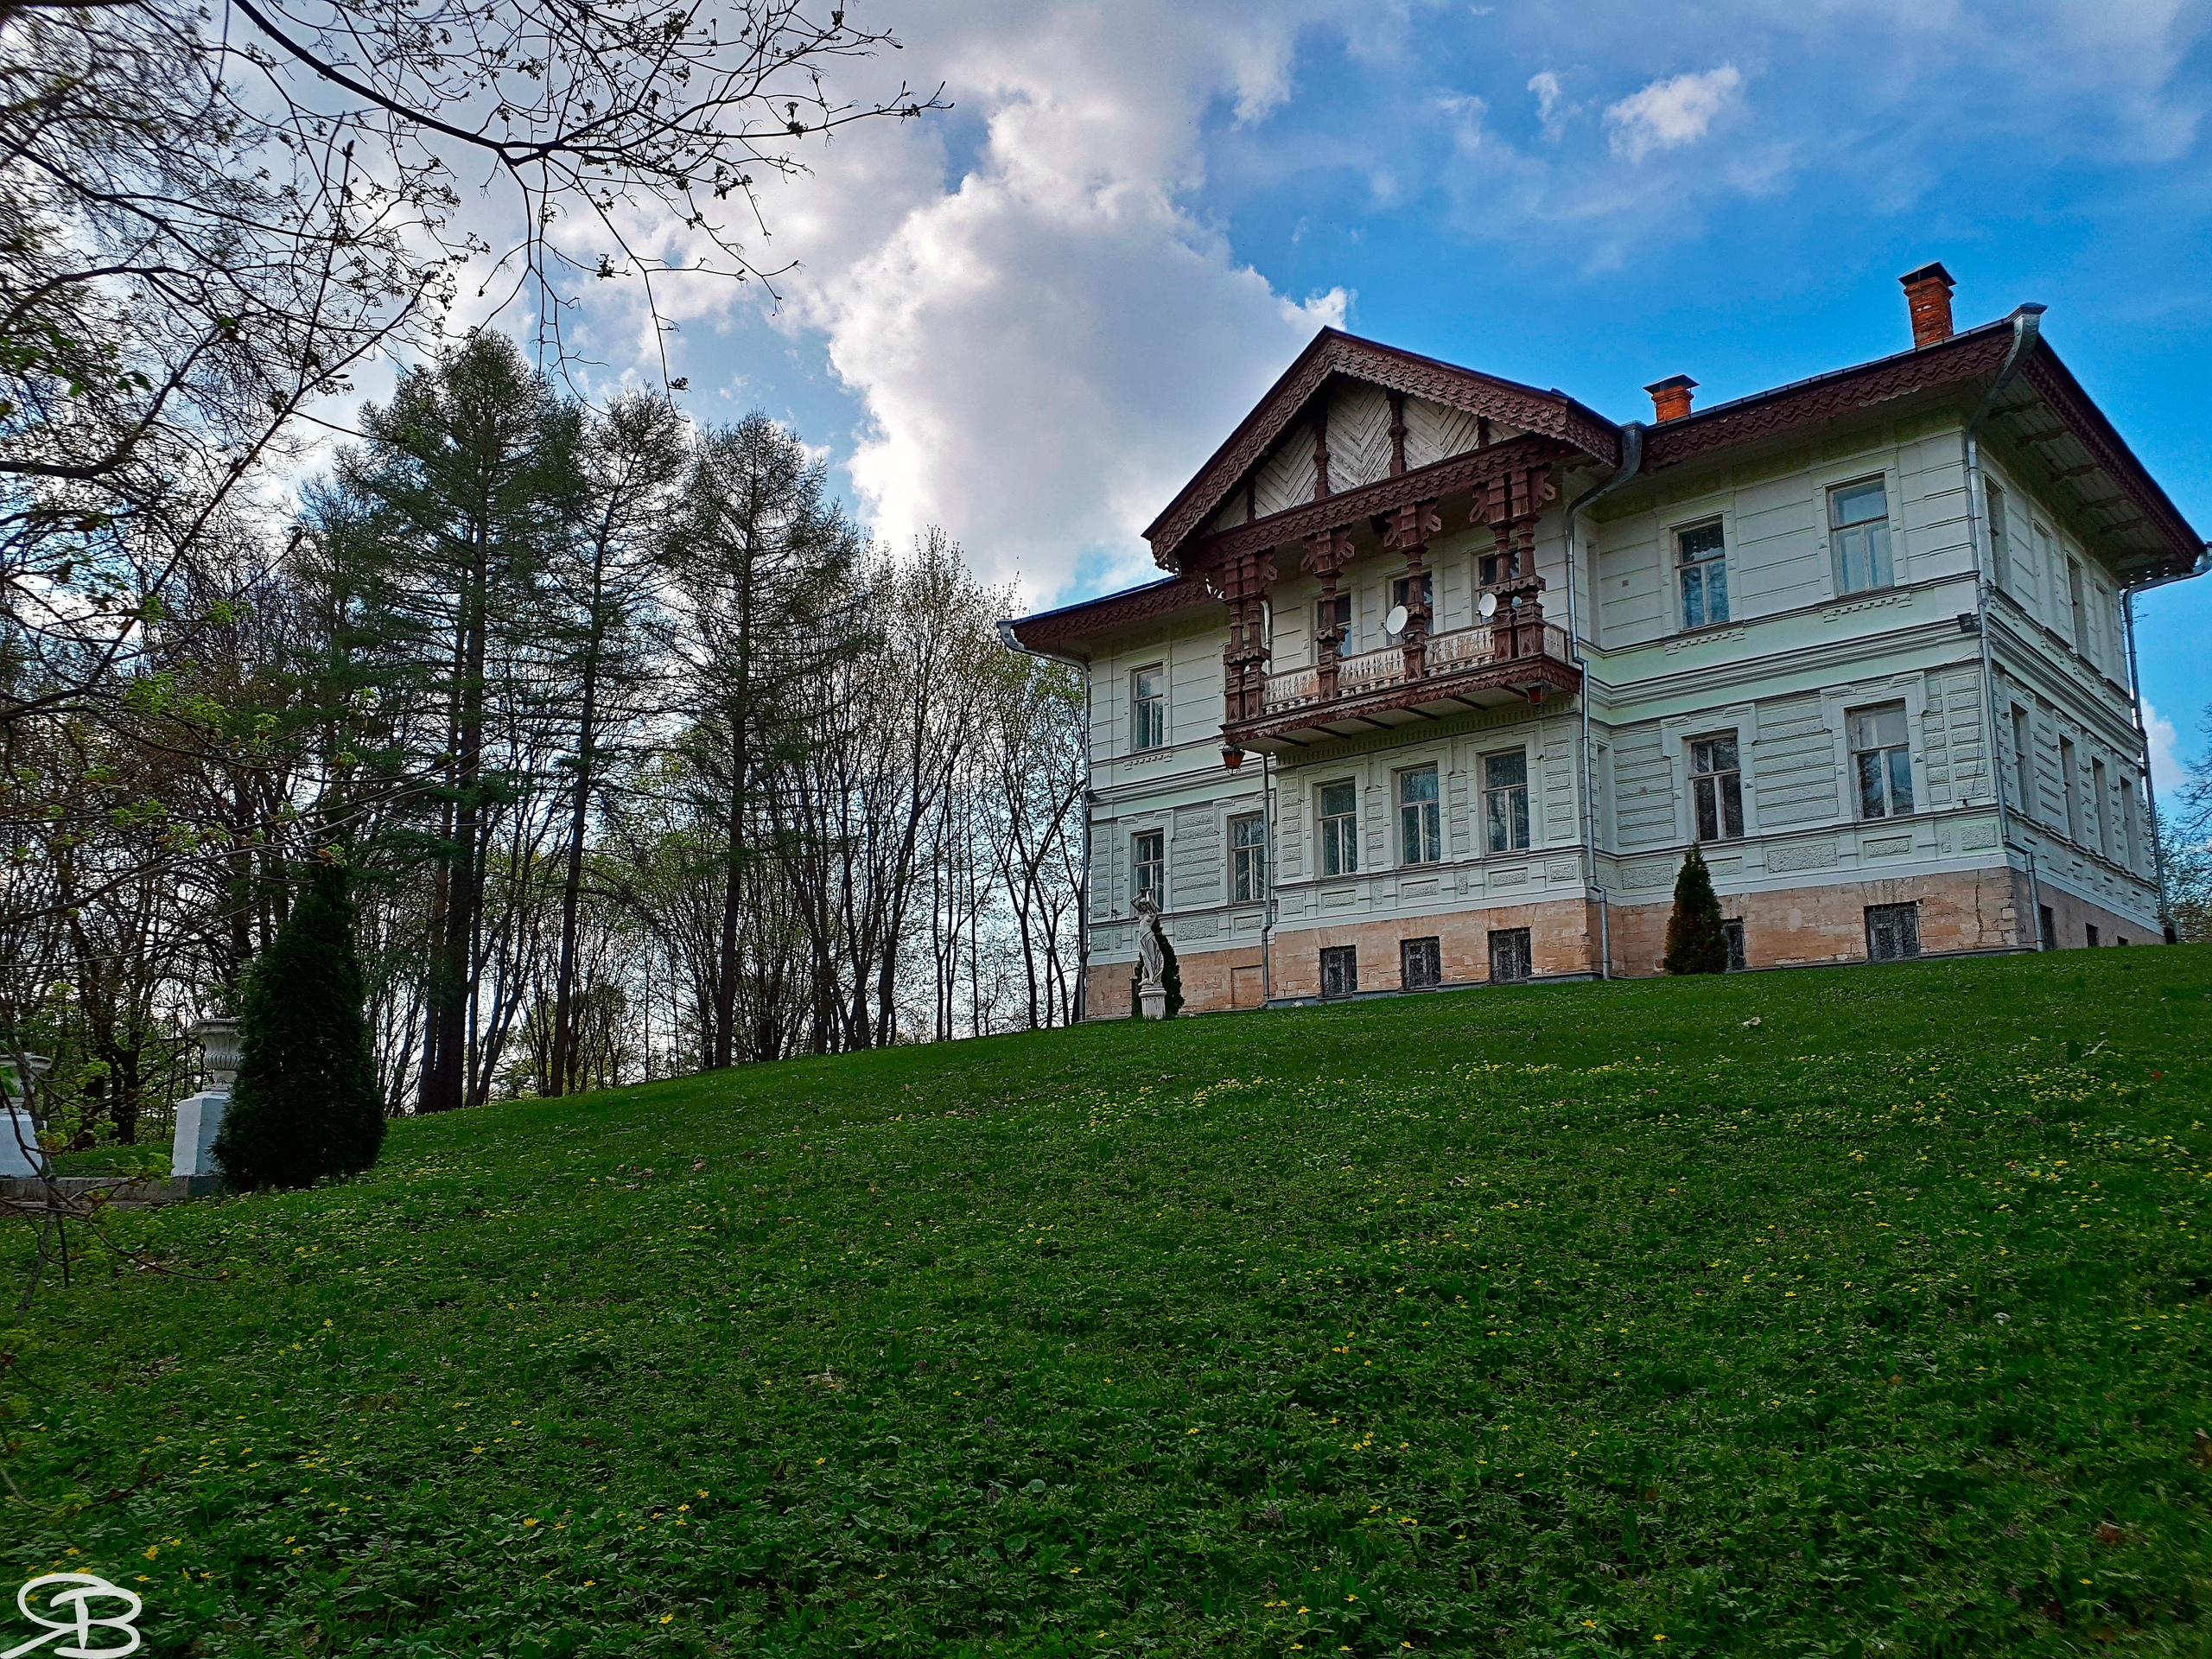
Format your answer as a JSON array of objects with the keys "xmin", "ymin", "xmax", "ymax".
[
  {"xmin": 1899, "ymin": 261, "xmax": 1955, "ymax": 347},
  {"xmin": 1644, "ymin": 374, "xmax": 1697, "ymax": 423}
]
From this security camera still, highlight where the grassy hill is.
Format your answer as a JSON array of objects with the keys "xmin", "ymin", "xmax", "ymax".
[{"xmin": 7, "ymin": 947, "xmax": 2212, "ymax": 1657}]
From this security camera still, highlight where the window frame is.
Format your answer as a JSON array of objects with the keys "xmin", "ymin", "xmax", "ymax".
[
  {"xmin": 1314, "ymin": 593, "xmax": 1351, "ymax": 651},
  {"xmin": 1396, "ymin": 764, "xmax": 1442, "ymax": 866},
  {"xmin": 2058, "ymin": 735, "xmax": 2081, "ymax": 842},
  {"xmin": 1721, "ymin": 918, "xmax": 1747, "ymax": 973},
  {"xmin": 2067, "ymin": 556, "xmax": 2090, "ymax": 653},
  {"xmin": 1847, "ymin": 702, "xmax": 1914, "ymax": 821},
  {"xmin": 1229, "ymin": 812, "xmax": 1268, "ymax": 904},
  {"xmin": 1130, "ymin": 828, "xmax": 1165, "ymax": 906},
  {"xmin": 1865, "ymin": 901, "xmax": 1921, "ymax": 963},
  {"xmin": 1318, "ymin": 779, "xmax": 1359, "ymax": 878},
  {"xmin": 1674, "ymin": 518, "xmax": 1731, "ymax": 631},
  {"xmin": 1129, "ymin": 663, "xmax": 1166, "ymax": 752},
  {"xmin": 1487, "ymin": 927, "xmax": 1533, "ymax": 984},
  {"xmin": 1388, "ymin": 573, "xmax": 1433, "ymax": 641},
  {"xmin": 2010, "ymin": 702, "xmax": 2035, "ymax": 816},
  {"xmin": 1827, "ymin": 475, "xmax": 1895, "ymax": 596},
  {"xmin": 1319, "ymin": 944, "xmax": 1357, "ymax": 999},
  {"xmin": 2089, "ymin": 756, "xmax": 2109, "ymax": 857},
  {"xmin": 1688, "ymin": 732, "xmax": 1745, "ymax": 842},
  {"xmin": 1482, "ymin": 747, "xmax": 1532, "ymax": 854},
  {"xmin": 1400, "ymin": 936, "xmax": 1441, "ymax": 991}
]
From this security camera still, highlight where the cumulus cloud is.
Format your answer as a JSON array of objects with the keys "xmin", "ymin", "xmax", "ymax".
[
  {"xmin": 2142, "ymin": 700, "xmax": 2190, "ymax": 797},
  {"xmin": 1528, "ymin": 70, "xmax": 1573, "ymax": 142},
  {"xmin": 1605, "ymin": 65, "xmax": 1745, "ymax": 162},
  {"xmin": 753, "ymin": 3, "xmax": 1349, "ymax": 602}
]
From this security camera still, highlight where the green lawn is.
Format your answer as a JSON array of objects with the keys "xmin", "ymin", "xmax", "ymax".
[{"xmin": 7, "ymin": 948, "xmax": 2212, "ymax": 1657}]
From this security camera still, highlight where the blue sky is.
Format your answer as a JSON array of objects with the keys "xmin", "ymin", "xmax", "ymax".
[{"xmin": 570, "ymin": 1, "xmax": 2212, "ymax": 786}]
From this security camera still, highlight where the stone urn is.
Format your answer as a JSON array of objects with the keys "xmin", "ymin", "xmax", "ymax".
[
  {"xmin": 171, "ymin": 1016, "xmax": 240, "ymax": 1180},
  {"xmin": 0, "ymin": 1053, "xmax": 52, "ymax": 1179}
]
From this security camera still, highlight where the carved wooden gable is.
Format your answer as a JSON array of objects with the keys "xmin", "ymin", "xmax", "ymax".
[{"xmin": 1149, "ymin": 328, "xmax": 1618, "ymax": 569}]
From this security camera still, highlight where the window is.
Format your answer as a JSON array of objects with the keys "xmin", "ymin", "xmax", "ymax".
[
  {"xmin": 2010, "ymin": 703, "xmax": 2035, "ymax": 815},
  {"xmin": 1130, "ymin": 830, "xmax": 1164, "ymax": 905},
  {"xmin": 1866, "ymin": 902, "xmax": 1921, "ymax": 962},
  {"xmin": 2122, "ymin": 774, "xmax": 2142, "ymax": 868},
  {"xmin": 1131, "ymin": 664, "xmax": 1165, "ymax": 751},
  {"xmin": 1315, "ymin": 594, "xmax": 1351, "ymax": 647},
  {"xmin": 2058, "ymin": 736, "xmax": 2080, "ymax": 841},
  {"xmin": 2090, "ymin": 757, "xmax": 2110, "ymax": 856},
  {"xmin": 1319, "ymin": 780, "xmax": 1359, "ymax": 877},
  {"xmin": 1478, "ymin": 545, "xmax": 1522, "ymax": 587},
  {"xmin": 1389, "ymin": 574, "xmax": 1433, "ymax": 638},
  {"xmin": 1828, "ymin": 478, "xmax": 1893, "ymax": 594},
  {"xmin": 1689, "ymin": 734, "xmax": 1744, "ymax": 842},
  {"xmin": 1484, "ymin": 750, "xmax": 1530, "ymax": 852},
  {"xmin": 1847, "ymin": 703, "xmax": 1913, "ymax": 820},
  {"xmin": 1721, "ymin": 919, "xmax": 1746, "ymax": 973},
  {"xmin": 1398, "ymin": 766, "xmax": 1441, "ymax": 865},
  {"xmin": 1986, "ymin": 478, "xmax": 2011, "ymax": 590},
  {"xmin": 1319, "ymin": 945, "xmax": 1357, "ymax": 998},
  {"xmin": 1488, "ymin": 928, "xmax": 1533, "ymax": 983},
  {"xmin": 1676, "ymin": 520, "xmax": 1730, "ymax": 629},
  {"xmin": 2038, "ymin": 905, "xmax": 2056, "ymax": 951},
  {"xmin": 2067, "ymin": 558, "xmax": 2090, "ymax": 652},
  {"xmin": 2033, "ymin": 524, "xmax": 2058, "ymax": 617},
  {"xmin": 2085, "ymin": 924, "xmax": 2101, "ymax": 948},
  {"xmin": 1230, "ymin": 813, "xmax": 1268, "ymax": 903},
  {"xmin": 1401, "ymin": 937, "xmax": 1441, "ymax": 990}
]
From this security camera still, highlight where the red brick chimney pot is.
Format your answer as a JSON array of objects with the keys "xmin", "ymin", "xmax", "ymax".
[
  {"xmin": 1644, "ymin": 374, "xmax": 1698, "ymax": 423},
  {"xmin": 1900, "ymin": 261, "xmax": 1955, "ymax": 348}
]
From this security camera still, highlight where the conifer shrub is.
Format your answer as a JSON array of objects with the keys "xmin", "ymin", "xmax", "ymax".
[
  {"xmin": 1662, "ymin": 845, "xmax": 1731, "ymax": 976},
  {"xmin": 213, "ymin": 864, "xmax": 386, "ymax": 1188}
]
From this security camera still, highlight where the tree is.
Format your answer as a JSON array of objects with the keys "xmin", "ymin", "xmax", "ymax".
[
  {"xmin": 1663, "ymin": 846, "xmax": 1729, "ymax": 976},
  {"xmin": 213, "ymin": 863, "xmax": 385, "ymax": 1189},
  {"xmin": 2161, "ymin": 709, "xmax": 2212, "ymax": 943}
]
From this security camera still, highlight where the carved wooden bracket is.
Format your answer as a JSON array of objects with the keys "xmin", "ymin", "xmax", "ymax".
[
  {"xmin": 1206, "ymin": 549, "xmax": 1279, "ymax": 725},
  {"xmin": 1382, "ymin": 499, "xmax": 1441, "ymax": 679},
  {"xmin": 1299, "ymin": 526, "xmax": 1355, "ymax": 701}
]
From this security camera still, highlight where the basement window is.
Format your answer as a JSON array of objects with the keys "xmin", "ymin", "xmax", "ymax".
[
  {"xmin": 1401, "ymin": 937, "xmax": 1442, "ymax": 990},
  {"xmin": 1865, "ymin": 902, "xmax": 1921, "ymax": 963},
  {"xmin": 1488, "ymin": 928, "xmax": 1533, "ymax": 984},
  {"xmin": 1320, "ymin": 945, "xmax": 1357, "ymax": 998}
]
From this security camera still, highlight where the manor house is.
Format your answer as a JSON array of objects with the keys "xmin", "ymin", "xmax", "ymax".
[{"xmin": 1003, "ymin": 265, "xmax": 2205, "ymax": 1015}]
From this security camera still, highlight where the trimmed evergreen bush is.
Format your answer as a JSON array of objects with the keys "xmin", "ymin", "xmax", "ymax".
[
  {"xmin": 213, "ymin": 863, "xmax": 386, "ymax": 1188},
  {"xmin": 1662, "ymin": 845, "xmax": 1730, "ymax": 976}
]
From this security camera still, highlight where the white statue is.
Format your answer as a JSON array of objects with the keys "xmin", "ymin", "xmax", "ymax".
[{"xmin": 1134, "ymin": 892, "xmax": 1167, "ymax": 1019}]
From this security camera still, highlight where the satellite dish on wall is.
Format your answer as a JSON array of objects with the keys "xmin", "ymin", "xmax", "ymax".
[
  {"xmin": 1383, "ymin": 604, "xmax": 1408, "ymax": 638},
  {"xmin": 1478, "ymin": 591, "xmax": 1499, "ymax": 620}
]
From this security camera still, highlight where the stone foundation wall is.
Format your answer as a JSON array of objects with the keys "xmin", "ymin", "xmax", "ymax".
[{"xmin": 1604, "ymin": 866, "xmax": 2031, "ymax": 976}]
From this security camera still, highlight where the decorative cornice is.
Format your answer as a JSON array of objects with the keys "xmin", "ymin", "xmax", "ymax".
[
  {"xmin": 1144, "ymin": 329, "xmax": 1620, "ymax": 568},
  {"xmin": 1004, "ymin": 577, "xmax": 1211, "ymax": 652},
  {"xmin": 2012, "ymin": 348, "xmax": 2202, "ymax": 580},
  {"xmin": 1187, "ymin": 434, "xmax": 1576, "ymax": 572}
]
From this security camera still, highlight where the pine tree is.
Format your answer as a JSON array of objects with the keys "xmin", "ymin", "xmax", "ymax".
[
  {"xmin": 1157, "ymin": 924, "xmax": 1184, "ymax": 1019},
  {"xmin": 1662, "ymin": 845, "xmax": 1730, "ymax": 976},
  {"xmin": 213, "ymin": 865, "xmax": 386, "ymax": 1188}
]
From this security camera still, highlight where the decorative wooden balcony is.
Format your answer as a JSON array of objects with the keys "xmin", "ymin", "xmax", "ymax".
[{"xmin": 1224, "ymin": 615, "xmax": 1580, "ymax": 753}]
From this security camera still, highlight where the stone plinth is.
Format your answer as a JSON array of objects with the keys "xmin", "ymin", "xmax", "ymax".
[{"xmin": 1140, "ymin": 986, "xmax": 1167, "ymax": 1020}]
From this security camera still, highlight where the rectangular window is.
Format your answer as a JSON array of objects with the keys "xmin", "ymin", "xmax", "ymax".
[
  {"xmin": 1676, "ymin": 520, "xmax": 1730, "ymax": 629},
  {"xmin": 1131, "ymin": 830, "xmax": 1163, "ymax": 904},
  {"xmin": 1230, "ymin": 813, "xmax": 1268, "ymax": 903},
  {"xmin": 1315, "ymin": 593, "xmax": 1351, "ymax": 648},
  {"xmin": 1131, "ymin": 664, "xmax": 1165, "ymax": 752},
  {"xmin": 1866, "ymin": 902, "xmax": 1921, "ymax": 962},
  {"xmin": 2067, "ymin": 558, "xmax": 2090, "ymax": 652},
  {"xmin": 1484, "ymin": 750, "xmax": 1531, "ymax": 852},
  {"xmin": 1389, "ymin": 574, "xmax": 1433, "ymax": 636},
  {"xmin": 2038, "ymin": 904, "xmax": 2056, "ymax": 951},
  {"xmin": 1847, "ymin": 703, "xmax": 1913, "ymax": 819},
  {"xmin": 2086, "ymin": 924, "xmax": 2101, "ymax": 949},
  {"xmin": 1829, "ymin": 478, "xmax": 1893, "ymax": 594},
  {"xmin": 2010, "ymin": 703, "xmax": 2034, "ymax": 815},
  {"xmin": 2033, "ymin": 524, "xmax": 2058, "ymax": 619},
  {"xmin": 1319, "ymin": 945, "xmax": 1357, "ymax": 998},
  {"xmin": 1488, "ymin": 928, "xmax": 1533, "ymax": 984},
  {"xmin": 1401, "ymin": 937, "xmax": 1441, "ymax": 990},
  {"xmin": 1722, "ymin": 918, "xmax": 1746, "ymax": 973},
  {"xmin": 1397, "ymin": 766, "xmax": 1441, "ymax": 864},
  {"xmin": 1689, "ymin": 734, "xmax": 1745, "ymax": 842},
  {"xmin": 1478, "ymin": 546, "xmax": 1522, "ymax": 587},
  {"xmin": 2090, "ymin": 757, "xmax": 2109, "ymax": 855},
  {"xmin": 2058, "ymin": 736, "xmax": 2080, "ymax": 841},
  {"xmin": 2121, "ymin": 774, "xmax": 2141, "ymax": 868},
  {"xmin": 1986, "ymin": 478, "xmax": 2011, "ymax": 590},
  {"xmin": 1319, "ymin": 780, "xmax": 1359, "ymax": 877}
]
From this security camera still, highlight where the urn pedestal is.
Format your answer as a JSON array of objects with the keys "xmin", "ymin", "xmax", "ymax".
[
  {"xmin": 172, "ymin": 1018, "xmax": 239, "ymax": 1179},
  {"xmin": 0, "ymin": 1053, "xmax": 52, "ymax": 1178}
]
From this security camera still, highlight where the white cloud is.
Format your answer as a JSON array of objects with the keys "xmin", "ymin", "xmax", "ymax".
[
  {"xmin": 1528, "ymin": 70, "xmax": 1572, "ymax": 142},
  {"xmin": 2143, "ymin": 699, "xmax": 2190, "ymax": 798},
  {"xmin": 753, "ymin": 3, "xmax": 1350, "ymax": 603},
  {"xmin": 1605, "ymin": 65, "xmax": 1745, "ymax": 162}
]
